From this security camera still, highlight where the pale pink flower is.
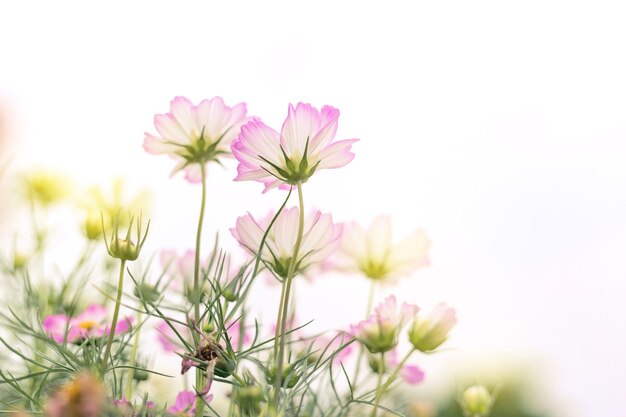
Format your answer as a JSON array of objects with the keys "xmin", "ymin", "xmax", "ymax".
[
  {"xmin": 297, "ymin": 332, "xmax": 354, "ymax": 365},
  {"xmin": 349, "ymin": 296, "xmax": 419, "ymax": 353},
  {"xmin": 335, "ymin": 216, "xmax": 430, "ymax": 283},
  {"xmin": 231, "ymin": 103, "xmax": 358, "ymax": 192},
  {"xmin": 408, "ymin": 303, "xmax": 457, "ymax": 352},
  {"xmin": 387, "ymin": 349, "xmax": 425, "ymax": 385},
  {"xmin": 144, "ymin": 96, "xmax": 249, "ymax": 182},
  {"xmin": 43, "ymin": 304, "xmax": 133, "ymax": 343},
  {"xmin": 231, "ymin": 207, "xmax": 343, "ymax": 279},
  {"xmin": 44, "ymin": 373, "xmax": 105, "ymax": 417},
  {"xmin": 167, "ymin": 390, "xmax": 213, "ymax": 416}
]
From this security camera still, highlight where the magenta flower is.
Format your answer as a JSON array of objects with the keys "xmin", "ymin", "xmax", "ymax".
[
  {"xmin": 231, "ymin": 207, "xmax": 343, "ymax": 279},
  {"xmin": 168, "ymin": 390, "xmax": 213, "ymax": 416},
  {"xmin": 231, "ymin": 103, "xmax": 358, "ymax": 192},
  {"xmin": 335, "ymin": 216, "xmax": 431, "ymax": 283},
  {"xmin": 43, "ymin": 304, "xmax": 133, "ymax": 343},
  {"xmin": 349, "ymin": 296, "xmax": 419, "ymax": 353},
  {"xmin": 144, "ymin": 96, "xmax": 249, "ymax": 182}
]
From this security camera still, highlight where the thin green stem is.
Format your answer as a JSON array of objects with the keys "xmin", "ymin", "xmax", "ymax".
[
  {"xmin": 194, "ymin": 163, "xmax": 208, "ymax": 417},
  {"xmin": 377, "ymin": 348, "xmax": 415, "ymax": 398},
  {"xmin": 352, "ymin": 281, "xmax": 377, "ymax": 388},
  {"xmin": 125, "ymin": 310, "xmax": 142, "ymax": 400},
  {"xmin": 273, "ymin": 182, "xmax": 305, "ymax": 406},
  {"xmin": 370, "ymin": 352, "xmax": 386, "ymax": 417},
  {"xmin": 102, "ymin": 259, "xmax": 126, "ymax": 369}
]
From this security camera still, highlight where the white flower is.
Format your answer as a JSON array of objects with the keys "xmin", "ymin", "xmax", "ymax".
[{"xmin": 335, "ymin": 216, "xmax": 430, "ymax": 282}]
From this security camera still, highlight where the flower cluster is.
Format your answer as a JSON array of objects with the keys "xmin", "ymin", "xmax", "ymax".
[{"xmin": 0, "ymin": 96, "xmax": 475, "ymax": 417}]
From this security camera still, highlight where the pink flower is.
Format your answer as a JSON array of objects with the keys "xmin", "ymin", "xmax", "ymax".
[
  {"xmin": 349, "ymin": 296, "xmax": 419, "ymax": 353},
  {"xmin": 43, "ymin": 304, "xmax": 133, "ymax": 343},
  {"xmin": 335, "ymin": 216, "xmax": 430, "ymax": 283},
  {"xmin": 231, "ymin": 207, "xmax": 343, "ymax": 279},
  {"xmin": 231, "ymin": 103, "xmax": 358, "ymax": 192},
  {"xmin": 168, "ymin": 390, "xmax": 213, "ymax": 415},
  {"xmin": 387, "ymin": 350, "xmax": 424, "ymax": 385},
  {"xmin": 144, "ymin": 96, "xmax": 249, "ymax": 182},
  {"xmin": 156, "ymin": 320, "xmax": 191, "ymax": 352},
  {"xmin": 297, "ymin": 332, "xmax": 354, "ymax": 365}
]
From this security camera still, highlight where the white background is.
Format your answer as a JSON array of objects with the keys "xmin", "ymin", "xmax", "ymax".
[{"xmin": 2, "ymin": 1, "xmax": 626, "ymax": 416}]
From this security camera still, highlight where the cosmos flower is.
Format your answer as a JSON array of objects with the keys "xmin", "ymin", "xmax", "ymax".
[
  {"xmin": 231, "ymin": 103, "xmax": 358, "ymax": 192},
  {"xmin": 144, "ymin": 96, "xmax": 249, "ymax": 182},
  {"xmin": 43, "ymin": 304, "xmax": 133, "ymax": 344},
  {"xmin": 349, "ymin": 296, "xmax": 419, "ymax": 353},
  {"xmin": 44, "ymin": 372, "xmax": 105, "ymax": 417},
  {"xmin": 167, "ymin": 390, "xmax": 213, "ymax": 416},
  {"xmin": 387, "ymin": 349, "xmax": 424, "ymax": 385},
  {"xmin": 408, "ymin": 303, "xmax": 457, "ymax": 352},
  {"xmin": 335, "ymin": 216, "xmax": 430, "ymax": 283},
  {"xmin": 231, "ymin": 207, "xmax": 343, "ymax": 279}
]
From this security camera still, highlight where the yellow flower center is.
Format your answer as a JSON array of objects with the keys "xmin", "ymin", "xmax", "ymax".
[{"xmin": 77, "ymin": 320, "xmax": 97, "ymax": 331}]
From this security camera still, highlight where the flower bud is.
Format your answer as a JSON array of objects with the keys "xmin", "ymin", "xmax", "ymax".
[
  {"xmin": 109, "ymin": 239, "xmax": 139, "ymax": 261},
  {"xmin": 133, "ymin": 368, "xmax": 150, "ymax": 381},
  {"xmin": 133, "ymin": 283, "xmax": 160, "ymax": 304},
  {"xmin": 13, "ymin": 252, "xmax": 27, "ymax": 270},
  {"xmin": 408, "ymin": 303, "xmax": 456, "ymax": 352},
  {"xmin": 84, "ymin": 211, "xmax": 103, "ymax": 240},
  {"xmin": 460, "ymin": 385, "xmax": 493, "ymax": 417},
  {"xmin": 203, "ymin": 321, "xmax": 215, "ymax": 333},
  {"xmin": 266, "ymin": 363, "xmax": 301, "ymax": 388},
  {"xmin": 233, "ymin": 385, "xmax": 264, "ymax": 414},
  {"xmin": 214, "ymin": 350, "xmax": 237, "ymax": 378}
]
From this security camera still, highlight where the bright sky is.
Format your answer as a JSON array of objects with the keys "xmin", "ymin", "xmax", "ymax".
[{"xmin": 2, "ymin": 1, "xmax": 626, "ymax": 416}]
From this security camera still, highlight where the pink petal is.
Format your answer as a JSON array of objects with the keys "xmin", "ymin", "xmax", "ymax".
[
  {"xmin": 400, "ymin": 364, "xmax": 425, "ymax": 384},
  {"xmin": 316, "ymin": 139, "xmax": 359, "ymax": 170}
]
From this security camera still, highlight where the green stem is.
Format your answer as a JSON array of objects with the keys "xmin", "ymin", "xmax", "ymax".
[
  {"xmin": 102, "ymin": 259, "xmax": 126, "ymax": 369},
  {"xmin": 194, "ymin": 163, "xmax": 208, "ymax": 417},
  {"xmin": 370, "ymin": 352, "xmax": 386, "ymax": 417},
  {"xmin": 125, "ymin": 310, "xmax": 142, "ymax": 400},
  {"xmin": 377, "ymin": 348, "xmax": 415, "ymax": 399},
  {"xmin": 273, "ymin": 182, "xmax": 305, "ymax": 406},
  {"xmin": 352, "ymin": 281, "xmax": 377, "ymax": 388}
]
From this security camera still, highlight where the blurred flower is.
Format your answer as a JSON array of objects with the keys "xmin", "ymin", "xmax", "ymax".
[
  {"xmin": 113, "ymin": 396, "xmax": 156, "ymax": 417},
  {"xmin": 335, "ymin": 216, "xmax": 430, "ymax": 283},
  {"xmin": 350, "ymin": 295, "xmax": 418, "ymax": 353},
  {"xmin": 297, "ymin": 332, "xmax": 354, "ymax": 365},
  {"xmin": 144, "ymin": 96, "xmax": 249, "ymax": 182},
  {"xmin": 44, "ymin": 372, "xmax": 105, "ymax": 417},
  {"xmin": 21, "ymin": 170, "xmax": 70, "ymax": 206},
  {"xmin": 408, "ymin": 303, "xmax": 457, "ymax": 352},
  {"xmin": 80, "ymin": 178, "xmax": 151, "ymax": 234},
  {"xmin": 232, "ymin": 102, "xmax": 358, "ymax": 192},
  {"xmin": 231, "ymin": 207, "xmax": 343, "ymax": 279},
  {"xmin": 460, "ymin": 385, "xmax": 494, "ymax": 417},
  {"xmin": 387, "ymin": 349, "xmax": 424, "ymax": 385},
  {"xmin": 167, "ymin": 390, "xmax": 213, "ymax": 416},
  {"xmin": 43, "ymin": 304, "xmax": 133, "ymax": 343}
]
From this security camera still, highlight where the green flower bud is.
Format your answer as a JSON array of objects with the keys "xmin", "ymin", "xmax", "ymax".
[
  {"xmin": 233, "ymin": 385, "xmax": 264, "ymax": 414},
  {"xmin": 109, "ymin": 238, "xmax": 139, "ymax": 261},
  {"xmin": 266, "ymin": 363, "xmax": 301, "ymax": 389},
  {"xmin": 84, "ymin": 211, "xmax": 103, "ymax": 240},
  {"xmin": 133, "ymin": 283, "xmax": 160, "ymax": 304},
  {"xmin": 214, "ymin": 350, "xmax": 237, "ymax": 378},
  {"xmin": 461, "ymin": 385, "xmax": 493, "ymax": 417},
  {"xmin": 13, "ymin": 252, "xmax": 27, "ymax": 270},
  {"xmin": 132, "ymin": 368, "xmax": 150, "ymax": 382},
  {"xmin": 203, "ymin": 321, "xmax": 215, "ymax": 333}
]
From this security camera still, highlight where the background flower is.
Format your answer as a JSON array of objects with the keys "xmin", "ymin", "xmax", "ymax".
[
  {"xmin": 43, "ymin": 304, "xmax": 133, "ymax": 343},
  {"xmin": 335, "ymin": 215, "xmax": 430, "ymax": 283}
]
